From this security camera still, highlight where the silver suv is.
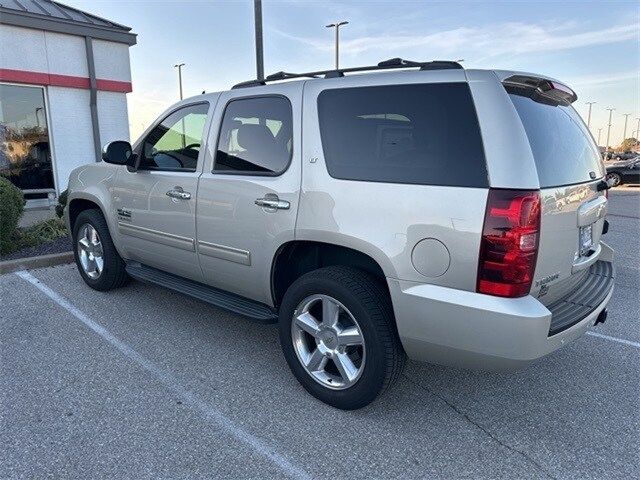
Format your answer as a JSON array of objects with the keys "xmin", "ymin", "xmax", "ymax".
[{"xmin": 65, "ymin": 59, "xmax": 614, "ymax": 409}]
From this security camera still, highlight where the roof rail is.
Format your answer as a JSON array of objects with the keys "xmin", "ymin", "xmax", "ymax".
[{"xmin": 232, "ymin": 58, "xmax": 463, "ymax": 89}]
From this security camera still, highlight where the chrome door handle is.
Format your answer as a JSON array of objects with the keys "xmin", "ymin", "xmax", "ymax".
[
  {"xmin": 166, "ymin": 188, "xmax": 191, "ymax": 200},
  {"xmin": 255, "ymin": 195, "xmax": 290, "ymax": 210}
]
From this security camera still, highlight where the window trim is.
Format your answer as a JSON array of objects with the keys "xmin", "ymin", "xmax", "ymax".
[
  {"xmin": 136, "ymin": 101, "xmax": 210, "ymax": 173},
  {"xmin": 212, "ymin": 94, "xmax": 294, "ymax": 177}
]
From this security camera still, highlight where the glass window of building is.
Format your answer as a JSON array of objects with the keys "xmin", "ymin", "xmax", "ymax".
[{"xmin": 0, "ymin": 84, "xmax": 54, "ymax": 197}]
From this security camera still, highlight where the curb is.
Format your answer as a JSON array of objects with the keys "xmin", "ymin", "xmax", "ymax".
[{"xmin": 0, "ymin": 251, "xmax": 74, "ymax": 275}]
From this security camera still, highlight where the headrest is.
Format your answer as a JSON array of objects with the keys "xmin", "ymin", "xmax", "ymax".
[{"xmin": 237, "ymin": 123, "xmax": 275, "ymax": 151}]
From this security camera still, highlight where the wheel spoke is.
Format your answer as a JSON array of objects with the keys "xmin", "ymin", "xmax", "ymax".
[
  {"xmin": 86, "ymin": 257, "xmax": 97, "ymax": 274},
  {"xmin": 322, "ymin": 297, "xmax": 340, "ymax": 327},
  {"xmin": 89, "ymin": 226, "xmax": 98, "ymax": 244},
  {"xmin": 295, "ymin": 312, "xmax": 321, "ymax": 338},
  {"xmin": 305, "ymin": 348, "xmax": 327, "ymax": 372},
  {"xmin": 334, "ymin": 352, "xmax": 358, "ymax": 384},
  {"xmin": 94, "ymin": 256, "xmax": 104, "ymax": 274},
  {"xmin": 337, "ymin": 326, "xmax": 363, "ymax": 347}
]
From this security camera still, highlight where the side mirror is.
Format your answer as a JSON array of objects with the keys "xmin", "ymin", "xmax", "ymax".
[{"xmin": 102, "ymin": 141, "xmax": 137, "ymax": 170}]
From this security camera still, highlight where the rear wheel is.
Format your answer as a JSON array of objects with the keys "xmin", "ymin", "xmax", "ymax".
[
  {"xmin": 278, "ymin": 266, "xmax": 405, "ymax": 410},
  {"xmin": 73, "ymin": 209, "xmax": 128, "ymax": 291},
  {"xmin": 607, "ymin": 172, "xmax": 622, "ymax": 187}
]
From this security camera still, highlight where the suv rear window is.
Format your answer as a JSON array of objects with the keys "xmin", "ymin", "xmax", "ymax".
[
  {"xmin": 508, "ymin": 93, "xmax": 604, "ymax": 188},
  {"xmin": 317, "ymin": 83, "xmax": 488, "ymax": 187}
]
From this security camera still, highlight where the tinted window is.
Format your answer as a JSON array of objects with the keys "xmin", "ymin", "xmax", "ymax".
[
  {"xmin": 140, "ymin": 103, "xmax": 209, "ymax": 172},
  {"xmin": 214, "ymin": 96, "xmax": 292, "ymax": 175},
  {"xmin": 317, "ymin": 83, "xmax": 487, "ymax": 187},
  {"xmin": 509, "ymin": 93, "xmax": 604, "ymax": 188}
]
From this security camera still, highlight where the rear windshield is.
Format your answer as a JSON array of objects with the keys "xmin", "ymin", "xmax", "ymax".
[
  {"xmin": 317, "ymin": 83, "xmax": 488, "ymax": 187},
  {"xmin": 509, "ymin": 93, "xmax": 604, "ymax": 188}
]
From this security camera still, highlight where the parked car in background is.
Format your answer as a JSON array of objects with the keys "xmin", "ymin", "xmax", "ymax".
[
  {"xmin": 64, "ymin": 60, "xmax": 614, "ymax": 409},
  {"xmin": 606, "ymin": 158, "xmax": 640, "ymax": 186}
]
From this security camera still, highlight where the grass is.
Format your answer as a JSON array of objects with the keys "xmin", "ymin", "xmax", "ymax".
[{"xmin": 1, "ymin": 218, "xmax": 68, "ymax": 256}]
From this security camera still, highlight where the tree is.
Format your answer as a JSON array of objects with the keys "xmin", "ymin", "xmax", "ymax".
[{"xmin": 619, "ymin": 137, "xmax": 639, "ymax": 152}]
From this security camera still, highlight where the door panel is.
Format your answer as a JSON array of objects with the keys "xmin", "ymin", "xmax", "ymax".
[
  {"xmin": 196, "ymin": 84, "xmax": 303, "ymax": 305},
  {"xmin": 113, "ymin": 170, "xmax": 202, "ymax": 281}
]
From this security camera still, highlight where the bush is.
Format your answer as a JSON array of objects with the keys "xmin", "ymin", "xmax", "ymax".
[
  {"xmin": 0, "ymin": 177, "xmax": 25, "ymax": 255},
  {"xmin": 55, "ymin": 189, "xmax": 68, "ymax": 218},
  {"xmin": 18, "ymin": 218, "xmax": 68, "ymax": 249}
]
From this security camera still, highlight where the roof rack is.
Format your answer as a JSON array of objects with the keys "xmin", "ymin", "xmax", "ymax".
[{"xmin": 232, "ymin": 57, "xmax": 463, "ymax": 89}]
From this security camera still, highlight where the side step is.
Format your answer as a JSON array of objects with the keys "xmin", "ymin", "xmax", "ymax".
[{"xmin": 125, "ymin": 262, "xmax": 278, "ymax": 323}]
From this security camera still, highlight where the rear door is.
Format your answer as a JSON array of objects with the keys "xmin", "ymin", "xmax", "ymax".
[
  {"xmin": 195, "ymin": 84, "xmax": 302, "ymax": 305},
  {"xmin": 507, "ymin": 91, "xmax": 608, "ymax": 304}
]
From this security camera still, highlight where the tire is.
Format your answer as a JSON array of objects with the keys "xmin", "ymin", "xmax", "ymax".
[
  {"xmin": 607, "ymin": 172, "xmax": 622, "ymax": 187},
  {"xmin": 278, "ymin": 266, "xmax": 405, "ymax": 410},
  {"xmin": 72, "ymin": 209, "xmax": 129, "ymax": 291}
]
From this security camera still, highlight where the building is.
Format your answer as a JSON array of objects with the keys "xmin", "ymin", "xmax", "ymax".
[{"xmin": 0, "ymin": 0, "xmax": 136, "ymax": 207}]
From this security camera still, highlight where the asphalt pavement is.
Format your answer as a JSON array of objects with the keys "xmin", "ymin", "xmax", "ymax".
[{"xmin": 1, "ymin": 190, "xmax": 638, "ymax": 479}]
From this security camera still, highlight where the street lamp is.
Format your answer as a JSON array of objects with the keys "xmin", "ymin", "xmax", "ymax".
[
  {"xmin": 605, "ymin": 107, "xmax": 615, "ymax": 153},
  {"xmin": 585, "ymin": 101, "xmax": 596, "ymax": 129},
  {"xmin": 174, "ymin": 63, "xmax": 185, "ymax": 100},
  {"xmin": 621, "ymin": 113, "xmax": 631, "ymax": 141},
  {"xmin": 326, "ymin": 21, "xmax": 349, "ymax": 70}
]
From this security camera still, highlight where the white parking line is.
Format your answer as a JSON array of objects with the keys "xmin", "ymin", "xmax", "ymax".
[
  {"xmin": 14, "ymin": 270, "xmax": 311, "ymax": 480},
  {"xmin": 587, "ymin": 331, "xmax": 640, "ymax": 349}
]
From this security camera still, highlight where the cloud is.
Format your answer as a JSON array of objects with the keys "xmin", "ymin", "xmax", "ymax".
[
  {"xmin": 564, "ymin": 71, "xmax": 639, "ymax": 87},
  {"xmin": 273, "ymin": 21, "xmax": 638, "ymax": 60}
]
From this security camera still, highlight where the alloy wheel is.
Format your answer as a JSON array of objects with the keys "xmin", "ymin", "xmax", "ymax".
[
  {"xmin": 291, "ymin": 294, "xmax": 366, "ymax": 390},
  {"xmin": 77, "ymin": 224, "xmax": 104, "ymax": 279}
]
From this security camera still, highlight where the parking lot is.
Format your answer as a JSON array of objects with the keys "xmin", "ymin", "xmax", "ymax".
[{"xmin": 1, "ymin": 190, "xmax": 638, "ymax": 480}]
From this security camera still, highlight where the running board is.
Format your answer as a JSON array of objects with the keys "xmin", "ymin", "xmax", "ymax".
[{"xmin": 125, "ymin": 263, "xmax": 278, "ymax": 323}]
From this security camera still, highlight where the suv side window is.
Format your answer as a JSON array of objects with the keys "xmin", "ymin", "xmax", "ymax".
[
  {"xmin": 139, "ymin": 103, "xmax": 209, "ymax": 172},
  {"xmin": 317, "ymin": 83, "xmax": 488, "ymax": 187},
  {"xmin": 214, "ymin": 96, "xmax": 292, "ymax": 175}
]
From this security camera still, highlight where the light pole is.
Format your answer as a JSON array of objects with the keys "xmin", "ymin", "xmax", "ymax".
[
  {"xmin": 326, "ymin": 21, "xmax": 348, "ymax": 69},
  {"xmin": 174, "ymin": 62, "xmax": 186, "ymax": 147},
  {"xmin": 597, "ymin": 128, "xmax": 603, "ymax": 146},
  {"xmin": 605, "ymin": 107, "xmax": 615, "ymax": 152},
  {"xmin": 585, "ymin": 101, "xmax": 596, "ymax": 129},
  {"xmin": 621, "ymin": 113, "xmax": 631, "ymax": 142},
  {"xmin": 254, "ymin": 0, "xmax": 264, "ymax": 81},
  {"xmin": 174, "ymin": 63, "xmax": 185, "ymax": 100}
]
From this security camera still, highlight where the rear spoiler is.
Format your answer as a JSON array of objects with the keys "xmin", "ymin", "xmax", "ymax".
[{"xmin": 502, "ymin": 74, "xmax": 577, "ymax": 106}]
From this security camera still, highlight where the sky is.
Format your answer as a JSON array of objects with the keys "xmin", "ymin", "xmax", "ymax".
[{"xmin": 66, "ymin": 0, "xmax": 639, "ymax": 145}]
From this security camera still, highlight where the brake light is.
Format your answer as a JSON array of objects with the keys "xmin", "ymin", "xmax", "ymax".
[{"xmin": 477, "ymin": 189, "xmax": 541, "ymax": 298}]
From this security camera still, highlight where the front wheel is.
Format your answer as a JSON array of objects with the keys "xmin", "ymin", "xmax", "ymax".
[
  {"xmin": 278, "ymin": 266, "xmax": 405, "ymax": 410},
  {"xmin": 72, "ymin": 209, "xmax": 129, "ymax": 291}
]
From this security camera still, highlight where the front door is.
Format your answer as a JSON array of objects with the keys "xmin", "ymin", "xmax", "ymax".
[
  {"xmin": 113, "ymin": 102, "xmax": 210, "ymax": 282},
  {"xmin": 196, "ymin": 86, "xmax": 302, "ymax": 304}
]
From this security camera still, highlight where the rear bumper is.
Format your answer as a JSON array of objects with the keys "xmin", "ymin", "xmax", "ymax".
[{"xmin": 388, "ymin": 253, "xmax": 614, "ymax": 371}]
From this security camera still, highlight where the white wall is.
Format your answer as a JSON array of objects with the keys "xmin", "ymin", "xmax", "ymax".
[
  {"xmin": 46, "ymin": 87, "xmax": 94, "ymax": 191},
  {"xmin": 0, "ymin": 24, "xmax": 48, "ymax": 72},
  {"xmin": 93, "ymin": 39, "xmax": 132, "ymax": 83},
  {"xmin": 45, "ymin": 31, "xmax": 88, "ymax": 77},
  {"xmin": 98, "ymin": 91, "xmax": 130, "ymax": 144}
]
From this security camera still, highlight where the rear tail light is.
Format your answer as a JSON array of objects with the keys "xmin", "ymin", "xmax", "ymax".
[{"xmin": 477, "ymin": 189, "xmax": 541, "ymax": 298}]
